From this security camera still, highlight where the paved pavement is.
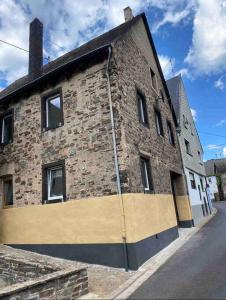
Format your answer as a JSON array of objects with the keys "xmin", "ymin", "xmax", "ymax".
[{"xmin": 130, "ymin": 202, "xmax": 226, "ymax": 299}]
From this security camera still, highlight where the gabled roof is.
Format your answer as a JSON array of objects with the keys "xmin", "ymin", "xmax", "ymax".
[
  {"xmin": 166, "ymin": 75, "xmax": 181, "ymax": 120},
  {"xmin": 166, "ymin": 74, "xmax": 204, "ymax": 152},
  {"xmin": 0, "ymin": 12, "xmax": 177, "ymax": 125},
  {"xmin": 0, "ymin": 14, "xmax": 142, "ymax": 102}
]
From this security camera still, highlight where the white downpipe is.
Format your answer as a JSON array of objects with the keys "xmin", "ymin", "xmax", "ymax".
[{"xmin": 106, "ymin": 46, "xmax": 128, "ymax": 271}]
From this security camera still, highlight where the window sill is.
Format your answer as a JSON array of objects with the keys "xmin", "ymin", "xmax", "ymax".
[
  {"xmin": 3, "ymin": 205, "xmax": 13, "ymax": 209},
  {"xmin": 0, "ymin": 141, "xmax": 13, "ymax": 147},
  {"xmin": 42, "ymin": 124, "xmax": 64, "ymax": 132},
  {"xmin": 139, "ymin": 121, "xmax": 149, "ymax": 128},
  {"xmin": 144, "ymin": 189, "xmax": 154, "ymax": 194},
  {"xmin": 43, "ymin": 198, "xmax": 65, "ymax": 204}
]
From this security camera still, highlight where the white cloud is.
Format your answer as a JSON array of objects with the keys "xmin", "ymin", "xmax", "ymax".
[
  {"xmin": 152, "ymin": 1, "xmax": 195, "ymax": 33},
  {"xmin": 223, "ymin": 147, "xmax": 226, "ymax": 157},
  {"xmin": 190, "ymin": 108, "xmax": 197, "ymax": 121},
  {"xmin": 158, "ymin": 54, "xmax": 190, "ymax": 79},
  {"xmin": 158, "ymin": 55, "xmax": 175, "ymax": 79},
  {"xmin": 214, "ymin": 74, "xmax": 226, "ymax": 90},
  {"xmin": 207, "ymin": 144, "xmax": 223, "ymax": 150},
  {"xmin": 185, "ymin": 0, "xmax": 226, "ymax": 75},
  {"xmin": 216, "ymin": 119, "xmax": 226, "ymax": 126}
]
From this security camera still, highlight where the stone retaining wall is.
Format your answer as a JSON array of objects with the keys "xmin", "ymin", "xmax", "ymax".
[
  {"xmin": 0, "ymin": 255, "xmax": 56, "ymax": 286},
  {"xmin": 0, "ymin": 267, "xmax": 88, "ymax": 300}
]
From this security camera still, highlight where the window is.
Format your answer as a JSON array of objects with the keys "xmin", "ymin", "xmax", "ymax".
[
  {"xmin": 155, "ymin": 109, "xmax": 164, "ymax": 136},
  {"xmin": 3, "ymin": 177, "xmax": 13, "ymax": 206},
  {"xmin": 197, "ymin": 150, "xmax": 202, "ymax": 162},
  {"xmin": 189, "ymin": 172, "xmax": 196, "ymax": 189},
  {"xmin": 0, "ymin": 110, "xmax": 13, "ymax": 145},
  {"xmin": 209, "ymin": 178, "xmax": 212, "ymax": 183},
  {"xmin": 167, "ymin": 121, "xmax": 175, "ymax": 145},
  {"xmin": 185, "ymin": 139, "xmax": 192, "ymax": 155},
  {"xmin": 140, "ymin": 156, "xmax": 153, "ymax": 193},
  {"xmin": 200, "ymin": 178, "xmax": 205, "ymax": 192},
  {"xmin": 42, "ymin": 161, "xmax": 65, "ymax": 203},
  {"xmin": 42, "ymin": 90, "xmax": 63, "ymax": 130},
  {"xmin": 137, "ymin": 90, "xmax": 148, "ymax": 125},
  {"xmin": 150, "ymin": 68, "xmax": 157, "ymax": 91}
]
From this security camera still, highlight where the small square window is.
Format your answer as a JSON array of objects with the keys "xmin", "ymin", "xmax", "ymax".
[
  {"xmin": 155, "ymin": 109, "xmax": 164, "ymax": 136},
  {"xmin": 167, "ymin": 121, "xmax": 175, "ymax": 145},
  {"xmin": 185, "ymin": 139, "xmax": 192, "ymax": 155},
  {"xmin": 42, "ymin": 90, "xmax": 63, "ymax": 130},
  {"xmin": 189, "ymin": 172, "xmax": 196, "ymax": 189},
  {"xmin": 0, "ymin": 111, "xmax": 13, "ymax": 145},
  {"xmin": 137, "ymin": 91, "xmax": 148, "ymax": 125},
  {"xmin": 150, "ymin": 68, "xmax": 157, "ymax": 91},
  {"xmin": 3, "ymin": 177, "xmax": 13, "ymax": 206},
  {"xmin": 140, "ymin": 156, "xmax": 153, "ymax": 193},
  {"xmin": 42, "ymin": 161, "xmax": 65, "ymax": 203}
]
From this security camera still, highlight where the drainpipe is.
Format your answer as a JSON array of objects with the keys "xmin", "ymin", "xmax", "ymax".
[{"xmin": 106, "ymin": 46, "xmax": 129, "ymax": 271}]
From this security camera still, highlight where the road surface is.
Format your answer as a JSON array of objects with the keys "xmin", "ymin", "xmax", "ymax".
[{"xmin": 130, "ymin": 202, "xmax": 226, "ymax": 299}]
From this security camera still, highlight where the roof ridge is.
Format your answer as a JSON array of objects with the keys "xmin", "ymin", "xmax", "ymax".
[{"xmin": 0, "ymin": 14, "xmax": 142, "ymax": 101}]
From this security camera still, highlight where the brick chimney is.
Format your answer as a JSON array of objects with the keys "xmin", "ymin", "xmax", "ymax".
[
  {"xmin": 29, "ymin": 18, "xmax": 43, "ymax": 80},
  {"xmin": 124, "ymin": 7, "xmax": 133, "ymax": 22}
]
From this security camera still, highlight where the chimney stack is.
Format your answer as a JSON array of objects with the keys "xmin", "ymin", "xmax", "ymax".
[
  {"xmin": 124, "ymin": 7, "xmax": 133, "ymax": 22},
  {"xmin": 29, "ymin": 18, "xmax": 43, "ymax": 80}
]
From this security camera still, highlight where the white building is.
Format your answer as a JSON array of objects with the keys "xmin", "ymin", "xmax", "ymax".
[
  {"xmin": 206, "ymin": 176, "xmax": 219, "ymax": 201},
  {"xmin": 167, "ymin": 75, "xmax": 210, "ymax": 226}
]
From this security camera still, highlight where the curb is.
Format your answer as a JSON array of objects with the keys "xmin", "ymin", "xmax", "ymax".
[{"xmin": 109, "ymin": 208, "xmax": 217, "ymax": 300}]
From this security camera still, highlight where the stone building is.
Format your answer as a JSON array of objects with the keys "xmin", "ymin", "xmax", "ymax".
[
  {"xmin": 205, "ymin": 158, "xmax": 226, "ymax": 200},
  {"xmin": 167, "ymin": 75, "xmax": 210, "ymax": 226},
  {"xmin": 0, "ymin": 8, "xmax": 191, "ymax": 270}
]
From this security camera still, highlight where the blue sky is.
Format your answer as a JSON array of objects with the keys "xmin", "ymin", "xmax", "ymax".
[{"xmin": 0, "ymin": 0, "xmax": 225, "ymax": 160}]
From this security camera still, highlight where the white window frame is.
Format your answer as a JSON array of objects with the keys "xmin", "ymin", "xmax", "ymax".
[
  {"xmin": 143, "ymin": 160, "xmax": 150, "ymax": 191},
  {"xmin": 139, "ymin": 95, "xmax": 145, "ymax": 123},
  {"xmin": 1, "ymin": 113, "xmax": 13, "ymax": 144},
  {"xmin": 45, "ymin": 94, "xmax": 62, "ymax": 128},
  {"xmin": 47, "ymin": 166, "xmax": 63, "ymax": 201}
]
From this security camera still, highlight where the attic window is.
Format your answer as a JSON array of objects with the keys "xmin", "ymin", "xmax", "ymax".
[
  {"xmin": 42, "ymin": 89, "xmax": 64, "ymax": 130},
  {"xmin": 0, "ymin": 110, "xmax": 13, "ymax": 145}
]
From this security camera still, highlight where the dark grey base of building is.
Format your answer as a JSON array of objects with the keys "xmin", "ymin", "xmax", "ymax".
[
  {"xmin": 179, "ymin": 220, "xmax": 194, "ymax": 228},
  {"xmin": 8, "ymin": 226, "xmax": 178, "ymax": 271}
]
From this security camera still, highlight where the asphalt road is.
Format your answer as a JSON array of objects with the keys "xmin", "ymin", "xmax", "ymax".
[{"xmin": 130, "ymin": 202, "xmax": 226, "ymax": 299}]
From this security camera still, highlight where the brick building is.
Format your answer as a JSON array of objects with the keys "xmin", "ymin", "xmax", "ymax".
[{"xmin": 0, "ymin": 8, "xmax": 192, "ymax": 270}]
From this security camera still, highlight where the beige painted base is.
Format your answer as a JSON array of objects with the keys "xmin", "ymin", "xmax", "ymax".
[{"xmin": 0, "ymin": 193, "xmax": 182, "ymax": 245}]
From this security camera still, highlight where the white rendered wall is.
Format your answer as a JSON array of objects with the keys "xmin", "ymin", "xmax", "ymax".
[
  {"xmin": 185, "ymin": 168, "xmax": 207, "ymax": 206},
  {"xmin": 207, "ymin": 176, "xmax": 218, "ymax": 200}
]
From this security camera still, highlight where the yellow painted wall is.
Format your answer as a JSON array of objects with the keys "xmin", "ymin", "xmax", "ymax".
[
  {"xmin": 175, "ymin": 195, "xmax": 192, "ymax": 221},
  {"xmin": 123, "ymin": 194, "xmax": 177, "ymax": 243},
  {"xmin": 0, "ymin": 193, "xmax": 180, "ymax": 245}
]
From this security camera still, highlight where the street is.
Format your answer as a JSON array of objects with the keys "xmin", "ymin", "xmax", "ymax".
[{"xmin": 130, "ymin": 202, "xmax": 226, "ymax": 299}]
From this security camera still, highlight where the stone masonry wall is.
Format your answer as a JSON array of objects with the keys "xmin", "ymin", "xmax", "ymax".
[
  {"xmin": 0, "ymin": 58, "xmax": 118, "ymax": 207},
  {"xmin": 111, "ymin": 18, "xmax": 185, "ymax": 194},
  {"xmin": 0, "ymin": 256, "xmax": 56, "ymax": 286},
  {"xmin": 0, "ymin": 268, "xmax": 88, "ymax": 300}
]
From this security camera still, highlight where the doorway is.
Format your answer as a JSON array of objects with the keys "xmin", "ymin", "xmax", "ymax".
[{"xmin": 170, "ymin": 172, "xmax": 180, "ymax": 225}]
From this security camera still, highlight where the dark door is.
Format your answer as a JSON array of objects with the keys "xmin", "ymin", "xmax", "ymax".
[{"xmin": 170, "ymin": 172, "xmax": 179, "ymax": 224}]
